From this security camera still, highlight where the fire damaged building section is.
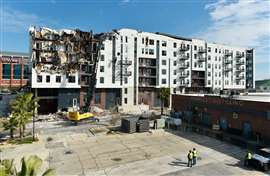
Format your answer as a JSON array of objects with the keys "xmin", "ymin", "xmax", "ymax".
[{"xmin": 29, "ymin": 27, "xmax": 100, "ymax": 114}]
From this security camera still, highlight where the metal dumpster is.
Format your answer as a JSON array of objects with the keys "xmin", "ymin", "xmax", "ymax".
[
  {"xmin": 136, "ymin": 117, "xmax": 150, "ymax": 132},
  {"xmin": 121, "ymin": 117, "xmax": 139, "ymax": 133}
]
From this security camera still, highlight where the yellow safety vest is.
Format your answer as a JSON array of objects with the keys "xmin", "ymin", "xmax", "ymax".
[
  {"xmin": 193, "ymin": 150, "xmax": 197, "ymax": 157},
  {"xmin": 188, "ymin": 152, "xmax": 193, "ymax": 159},
  {"xmin": 247, "ymin": 153, "xmax": 252, "ymax": 160}
]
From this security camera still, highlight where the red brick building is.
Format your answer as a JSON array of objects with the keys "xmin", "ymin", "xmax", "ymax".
[
  {"xmin": 172, "ymin": 94, "xmax": 270, "ymax": 144},
  {"xmin": 0, "ymin": 51, "xmax": 29, "ymax": 90}
]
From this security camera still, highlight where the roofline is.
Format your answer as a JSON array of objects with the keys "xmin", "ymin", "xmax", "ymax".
[
  {"xmin": 155, "ymin": 32, "xmax": 192, "ymax": 42},
  {"xmin": 0, "ymin": 51, "xmax": 29, "ymax": 57}
]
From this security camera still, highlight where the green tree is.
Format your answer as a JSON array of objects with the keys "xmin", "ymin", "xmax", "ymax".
[
  {"xmin": 10, "ymin": 93, "xmax": 39, "ymax": 138},
  {"xmin": 159, "ymin": 87, "xmax": 170, "ymax": 115},
  {"xmin": 3, "ymin": 113, "xmax": 18, "ymax": 139},
  {"xmin": 0, "ymin": 155, "xmax": 55, "ymax": 176}
]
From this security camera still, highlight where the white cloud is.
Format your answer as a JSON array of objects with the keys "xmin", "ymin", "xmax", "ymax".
[
  {"xmin": 198, "ymin": 0, "xmax": 270, "ymax": 80},
  {"xmin": 1, "ymin": 7, "xmax": 53, "ymax": 33}
]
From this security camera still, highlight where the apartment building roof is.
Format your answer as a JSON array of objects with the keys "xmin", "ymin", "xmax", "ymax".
[
  {"xmin": 155, "ymin": 32, "xmax": 192, "ymax": 42},
  {"xmin": 0, "ymin": 51, "xmax": 29, "ymax": 57}
]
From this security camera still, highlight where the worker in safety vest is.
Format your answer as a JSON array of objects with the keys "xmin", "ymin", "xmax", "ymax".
[
  {"xmin": 192, "ymin": 148, "xmax": 197, "ymax": 165},
  {"xmin": 187, "ymin": 150, "xmax": 193, "ymax": 167},
  {"xmin": 244, "ymin": 151, "xmax": 252, "ymax": 166}
]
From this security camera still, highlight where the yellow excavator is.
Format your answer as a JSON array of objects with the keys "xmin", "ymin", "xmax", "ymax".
[{"xmin": 68, "ymin": 111, "xmax": 99, "ymax": 124}]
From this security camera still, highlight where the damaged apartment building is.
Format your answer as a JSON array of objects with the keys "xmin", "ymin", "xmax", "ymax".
[
  {"xmin": 29, "ymin": 27, "xmax": 99, "ymax": 114},
  {"xmin": 94, "ymin": 28, "xmax": 255, "ymax": 111},
  {"xmin": 29, "ymin": 27, "xmax": 255, "ymax": 113}
]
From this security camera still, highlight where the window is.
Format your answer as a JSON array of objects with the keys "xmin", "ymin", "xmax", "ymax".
[
  {"xmin": 124, "ymin": 88, "xmax": 128, "ymax": 94},
  {"xmin": 142, "ymin": 38, "xmax": 144, "ymax": 44},
  {"xmin": 100, "ymin": 66, "xmax": 104, "ymax": 72},
  {"xmin": 13, "ymin": 64, "xmax": 21, "ymax": 79},
  {"xmin": 219, "ymin": 57, "xmax": 221, "ymax": 61},
  {"xmin": 219, "ymin": 72, "xmax": 221, "ymax": 77},
  {"xmin": 187, "ymin": 53, "xmax": 189, "ymax": 58},
  {"xmin": 149, "ymin": 49, "xmax": 154, "ymax": 55},
  {"xmin": 95, "ymin": 92, "xmax": 101, "ymax": 104},
  {"xmin": 125, "ymin": 36, "xmax": 128, "ymax": 43},
  {"xmin": 215, "ymin": 56, "xmax": 217, "ymax": 61},
  {"xmin": 124, "ymin": 77, "xmax": 128, "ymax": 84},
  {"xmin": 208, "ymin": 56, "xmax": 211, "ymax": 60},
  {"xmin": 194, "ymin": 63, "xmax": 197, "ymax": 67},
  {"xmin": 100, "ymin": 77, "xmax": 104, "ymax": 83},
  {"xmin": 208, "ymin": 72, "xmax": 211, "ymax": 77},
  {"xmin": 173, "ymin": 61, "xmax": 177, "ymax": 66},
  {"xmin": 2, "ymin": 64, "xmax": 11, "ymax": 79},
  {"xmin": 215, "ymin": 48, "xmax": 218, "ymax": 53},
  {"xmin": 162, "ymin": 41, "xmax": 167, "ymax": 47},
  {"xmin": 173, "ymin": 79, "xmax": 176, "ymax": 84},
  {"xmin": 142, "ymin": 48, "xmax": 144, "ymax": 54},
  {"xmin": 23, "ymin": 65, "xmax": 29, "ymax": 79},
  {"xmin": 145, "ymin": 48, "xmax": 148, "ymax": 54},
  {"xmin": 124, "ymin": 98, "xmax": 128, "ymax": 104},
  {"xmin": 173, "ymin": 51, "xmax": 177, "ymax": 57},
  {"xmin": 208, "ymin": 47, "xmax": 211, "ymax": 52},
  {"xmin": 100, "ymin": 55, "xmax": 105, "ymax": 61},
  {"xmin": 162, "ymin": 79, "xmax": 166, "ymax": 84},
  {"xmin": 68, "ymin": 76, "xmax": 75, "ymax": 83},
  {"xmin": 162, "ymin": 50, "xmax": 167, "ymax": 56},
  {"xmin": 219, "ymin": 80, "xmax": 221, "ymax": 85},
  {"xmin": 174, "ymin": 70, "xmax": 176, "ymax": 75},
  {"xmin": 56, "ymin": 76, "xmax": 61, "ymax": 83},
  {"xmin": 208, "ymin": 64, "xmax": 211, "ymax": 69},
  {"xmin": 101, "ymin": 44, "xmax": 104, "ymax": 50},
  {"xmin": 149, "ymin": 39, "xmax": 154, "ymax": 45},
  {"xmin": 194, "ymin": 45, "xmax": 197, "ymax": 50},
  {"xmin": 162, "ymin": 60, "xmax": 166, "ymax": 65},
  {"xmin": 37, "ymin": 75, "xmax": 42, "ymax": 82},
  {"xmin": 219, "ymin": 49, "xmax": 221, "ymax": 53},
  {"xmin": 208, "ymin": 80, "xmax": 211, "ymax": 85},
  {"xmin": 46, "ymin": 75, "xmax": 50, "ymax": 83},
  {"xmin": 162, "ymin": 69, "xmax": 166, "ymax": 75},
  {"xmin": 194, "ymin": 54, "xmax": 197, "ymax": 59},
  {"xmin": 173, "ymin": 42, "xmax": 177, "ymax": 48}
]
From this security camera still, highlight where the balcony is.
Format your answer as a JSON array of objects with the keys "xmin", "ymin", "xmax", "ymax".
[
  {"xmin": 179, "ymin": 45, "xmax": 189, "ymax": 51},
  {"xmin": 179, "ymin": 82, "xmax": 188, "ymax": 87},
  {"xmin": 119, "ymin": 60, "xmax": 132, "ymax": 65},
  {"xmin": 235, "ymin": 60, "xmax": 245, "ymax": 65},
  {"xmin": 224, "ymin": 52, "xmax": 233, "ymax": 57},
  {"xmin": 235, "ymin": 67, "xmax": 245, "ymax": 72},
  {"xmin": 236, "ymin": 75, "xmax": 244, "ymax": 80},
  {"xmin": 179, "ymin": 55, "xmax": 189, "ymax": 61},
  {"xmin": 224, "ymin": 60, "xmax": 232, "ymax": 65},
  {"xmin": 224, "ymin": 67, "xmax": 233, "ymax": 72},
  {"xmin": 122, "ymin": 71, "xmax": 132, "ymax": 76},
  {"xmin": 139, "ymin": 62, "xmax": 156, "ymax": 68},
  {"xmin": 179, "ymin": 73, "xmax": 189, "ymax": 78},
  {"xmin": 179, "ymin": 64, "xmax": 189, "ymax": 69},
  {"xmin": 236, "ymin": 52, "xmax": 244, "ymax": 58},
  {"xmin": 198, "ymin": 48, "xmax": 206, "ymax": 53},
  {"xmin": 139, "ymin": 73, "xmax": 156, "ymax": 78},
  {"xmin": 198, "ymin": 56, "xmax": 205, "ymax": 62}
]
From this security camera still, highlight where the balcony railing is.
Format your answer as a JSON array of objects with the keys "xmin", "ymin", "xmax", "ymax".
[
  {"xmin": 224, "ymin": 67, "xmax": 233, "ymax": 72},
  {"xmin": 236, "ymin": 75, "xmax": 244, "ymax": 80},
  {"xmin": 139, "ymin": 73, "xmax": 156, "ymax": 78},
  {"xmin": 224, "ymin": 52, "xmax": 233, "ymax": 57},
  {"xmin": 224, "ymin": 60, "xmax": 232, "ymax": 64},
  {"xmin": 236, "ymin": 52, "xmax": 244, "ymax": 58},
  {"xmin": 122, "ymin": 71, "xmax": 132, "ymax": 76},
  {"xmin": 179, "ymin": 73, "xmax": 189, "ymax": 78},
  {"xmin": 179, "ymin": 45, "xmax": 189, "ymax": 51},
  {"xmin": 235, "ymin": 67, "xmax": 245, "ymax": 72},
  {"xmin": 179, "ymin": 55, "xmax": 189, "ymax": 60},
  {"xmin": 139, "ymin": 62, "xmax": 156, "ymax": 68},
  {"xmin": 198, "ymin": 48, "xmax": 206, "ymax": 53},
  {"xmin": 179, "ymin": 64, "xmax": 189, "ymax": 69},
  {"xmin": 119, "ymin": 60, "xmax": 132, "ymax": 65},
  {"xmin": 198, "ymin": 57, "xmax": 205, "ymax": 62},
  {"xmin": 179, "ymin": 82, "xmax": 188, "ymax": 87},
  {"xmin": 235, "ymin": 60, "xmax": 245, "ymax": 65}
]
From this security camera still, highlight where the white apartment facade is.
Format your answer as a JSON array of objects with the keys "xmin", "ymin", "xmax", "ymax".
[{"xmin": 95, "ymin": 28, "xmax": 255, "ymax": 109}]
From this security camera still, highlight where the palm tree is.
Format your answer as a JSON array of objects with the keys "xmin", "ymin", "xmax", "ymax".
[
  {"xmin": 159, "ymin": 87, "xmax": 170, "ymax": 115},
  {"xmin": 10, "ymin": 93, "xmax": 39, "ymax": 138},
  {"xmin": 3, "ymin": 113, "xmax": 18, "ymax": 139},
  {"xmin": 0, "ymin": 155, "xmax": 55, "ymax": 176}
]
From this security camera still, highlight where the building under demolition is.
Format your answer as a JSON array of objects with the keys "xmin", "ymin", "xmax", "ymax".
[{"xmin": 29, "ymin": 27, "xmax": 100, "ymax": 113}]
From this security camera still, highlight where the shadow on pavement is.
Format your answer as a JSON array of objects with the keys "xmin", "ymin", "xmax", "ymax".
[{"xmin": 169, "ymin": 158, "xmax": 188, "ymax": 167}]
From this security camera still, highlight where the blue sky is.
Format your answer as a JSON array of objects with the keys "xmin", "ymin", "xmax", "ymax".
[{"xmin": 0, "ymin": 0, "xmax": 269, "ymax": 80}]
